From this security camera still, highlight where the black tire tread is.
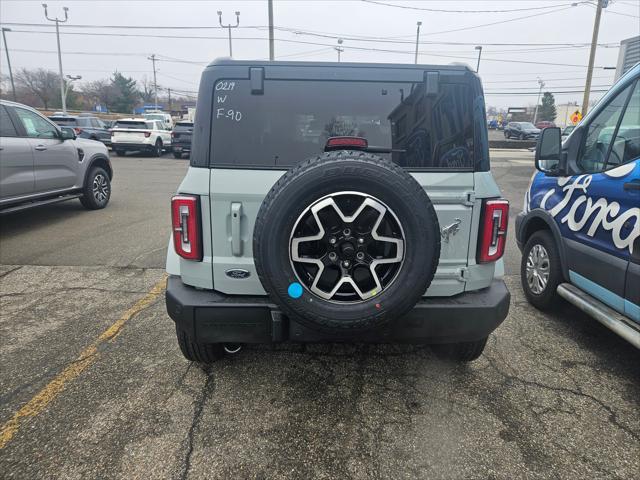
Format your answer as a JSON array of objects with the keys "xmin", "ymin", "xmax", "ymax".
[
  {"xmin": 175, "ymin": 325, "xmax": 223, "ymax": 363},
  {"xmin": 432, "ymin": 337, "xmax": 488, "ymax": 362},
  {"xmin": 79, "ymin": 166, "xmax": 110, "ymax": 210},
  {"xmin": 520, "ymin": 230, "xmax": 563, "ymax": 311}
]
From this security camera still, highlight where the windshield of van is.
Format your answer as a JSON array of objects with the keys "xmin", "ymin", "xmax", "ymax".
[{"xmin": 211, "ymin": 79, "xmax": 478, "ymax": 170}]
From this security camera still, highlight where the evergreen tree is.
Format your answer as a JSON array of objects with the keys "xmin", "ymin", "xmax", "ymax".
[
  {"xmin": 538, "ymin": 92, "xmax": 557, "ymax": 122},
  {"xmin": 110, "ymin": 72, "xmax": 139, "ymax": 113}
]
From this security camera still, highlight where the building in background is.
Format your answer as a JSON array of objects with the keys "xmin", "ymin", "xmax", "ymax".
[{"xmin": 615, "ymin": 35, "xmax": 640, "ymax": 81}]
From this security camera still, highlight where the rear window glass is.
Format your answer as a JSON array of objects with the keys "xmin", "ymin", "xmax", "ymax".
[
  {"xmin": 211, "ymin": 79, "xmax": 476, "ymax": 169},
  {"xmin": 50, "ymin": 117, "xmax": 77, "ymax": 126},
  {"xmin": 174, "ymin": 122, "xmax": 193, "ymax": 130},
  {"xmin": 115, "ymin": 121, "xmax": 149, "ymax": 129}
]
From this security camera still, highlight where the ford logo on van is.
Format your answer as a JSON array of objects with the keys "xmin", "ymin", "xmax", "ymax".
[{"xmin": 225, "ymin": 269, "xmax": 251, "ymax": 279}]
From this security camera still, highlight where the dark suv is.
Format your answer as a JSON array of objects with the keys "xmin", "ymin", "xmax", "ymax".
[
  {"xmin": 49, "ymin": 115, "xmax": 112, "ymax": 146},
  {"xmin": 171, "ymin": 121, "xmax": 193, "ymax": 158},
  {"xmin": 165, "ymin": 59, "xmax": 511, "ymax": 364},
  {"xmin": 504, "ymin": 122, "xmax": 541, "ymax": 140}
]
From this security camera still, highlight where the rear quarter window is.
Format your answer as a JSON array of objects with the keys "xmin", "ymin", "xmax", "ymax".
[{"xmin": 210, "ymin": 78, "xmax": 478, "ymax": 170}]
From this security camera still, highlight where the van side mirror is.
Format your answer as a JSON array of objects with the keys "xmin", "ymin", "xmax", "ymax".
[
  {"xmin": 60, "ymin": 127, "xmax": 76, "ymax": 140},
  {"xmin": 535, "ymin": 127, "xmax": 563, "ymax": 175}
]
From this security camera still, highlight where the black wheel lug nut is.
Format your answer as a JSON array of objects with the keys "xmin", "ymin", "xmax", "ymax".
[
  {"xmin": 328, "ymin": 252, "xmax": 337, "ymax": 261},
  {"xmin": 356, "ymin": 252, "xmax": 365, "ymax": 261},
  {"xmin": 342, "ymin": 260, "xmax": 350, "ymax": 268},
  {"xmin": 329, "ymin": 237, "xmax": 337, "ymax": 245}
]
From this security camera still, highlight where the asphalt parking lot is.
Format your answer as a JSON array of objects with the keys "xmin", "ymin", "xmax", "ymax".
[{"xmin": 1, "ymin": 150, "xmax": 638, "ymax": 479}]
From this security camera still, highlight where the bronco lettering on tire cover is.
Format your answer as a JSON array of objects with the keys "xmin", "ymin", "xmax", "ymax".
[{"xmin": 253, "ymin": 150, "xmax": 441, "ymax": 332}]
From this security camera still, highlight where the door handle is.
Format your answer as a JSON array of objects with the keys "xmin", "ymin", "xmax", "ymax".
[
  {"xmin": 34, "ymin": 145, "xmax": 47, "ymax": 151},
  {"xmin": 623, "ymin": 180, "xmax": 640, "ymax": 191},
  {"xmin": 230, "ymin": 202, "xmax": 243, "ymax": 256}
]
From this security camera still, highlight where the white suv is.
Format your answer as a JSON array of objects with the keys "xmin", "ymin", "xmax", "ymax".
[{"xmin": 111, "ymin": 118, "xmax": 171, "ymax": 157}]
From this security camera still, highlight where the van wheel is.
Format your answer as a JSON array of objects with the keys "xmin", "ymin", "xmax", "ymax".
[
  {"xmin": 80, "ymin": 167, "xmax": 111, "ymax": 210},
  {"xmin": 153, "ymin": 139, "xmax": 163, "ymax": 157},
  {"xmin": 521, "ymin": 230, "xmax": 562, "ymax": 310},
  {"xmin": 175, "ymin": 325, "xmax": 224, "ymax": 363},
  {"xmin": 505, "ymin": 131, "xmax": 510, "ymax": 139},
  {"xmin": 432, "ymin": 337, "xmax": 488, "ymax": 362},
  {"xmin": 173, "ymin": 152, "xmax": 183, "ymax": 159},
  {"xmin": 115, "ymin": 149, "xmax": 125, "ymax": 156}
]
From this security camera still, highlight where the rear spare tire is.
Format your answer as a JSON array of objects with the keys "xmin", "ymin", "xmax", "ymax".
[{"xmin": 253, "ymin": 150, "xmax": 441, "ymax": 333}]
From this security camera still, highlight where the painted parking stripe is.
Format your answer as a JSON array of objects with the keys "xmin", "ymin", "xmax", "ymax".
[{"xmin": 0, "ymin": 275, "xmax": 167, "ymax": 449}]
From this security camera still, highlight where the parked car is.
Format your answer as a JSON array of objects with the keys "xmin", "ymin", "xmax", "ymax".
[
  {"xmin": 171, "ymin": 121, "xmax": 193, "ymax": 159},
  {"xmin": 517, "ymin": 62, "xmax": 639, "ymax": 348},
  {"xmin": 110, "ymin": 118, "xmax": 171, "ymax": 157},
  {"xmin": 561, "ymin": 125, "xmax": 575, "ymax": 140},
  {"xmin": 504, "ymin": 122, "xmax": 541, "ymax": 140},
  {"xmin": 143, "ymin": 111, "xmax": 173, "ymax": 131},
  {"xmin": 49, "ymin": 114, "xmax": 112, "ymax": 146},
  {"xmin": 535, "ymin": 120, "xmax": 556, "ymax": 130},
  {"xmin": 0, "ymin": 100, "xmax": 113, "ymax": 213},
  {"xmin": 165, "ymin": 59, "xmax": 511, "ymax": 364}
]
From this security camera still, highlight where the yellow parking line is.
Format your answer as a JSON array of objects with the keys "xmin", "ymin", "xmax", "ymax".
[{"xmin": 0, "ymin": 275, "xmax": 167, "ymax": 449}]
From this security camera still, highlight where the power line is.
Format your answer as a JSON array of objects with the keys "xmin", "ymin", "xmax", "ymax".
[
  {"xmin": 6, "ymin": 44, "xmax": 610, "ymax": 69},
  {"xmin": 361, "ymin": 0, "xmax": 586, "ymax": 13},
  {"xmin": 0, "ymin": 22, "xmax": 621, "ymax": 48}
]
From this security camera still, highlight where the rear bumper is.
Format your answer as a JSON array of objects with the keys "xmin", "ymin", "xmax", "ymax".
[
  {"xmin": 112, "ymin": 142, "xmax": 154, "ymax": 151},
  {"xmin": 165, "ymin": 276, "xmax": 510, "ymax": 344}
]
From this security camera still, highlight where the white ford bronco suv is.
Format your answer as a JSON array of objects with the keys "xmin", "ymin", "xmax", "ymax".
[{"xmin": 166, "ymin": 60, "xmax": 510, "ymax": 363}]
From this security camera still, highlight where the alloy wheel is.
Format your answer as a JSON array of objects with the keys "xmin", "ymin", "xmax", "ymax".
[
  {"xmin": 92, "ymin": 173, "xmax": 109, "ymax": 204},
  {"xmin": 289, "ymin": 191, "xmax": 404, "ymax": 303}
]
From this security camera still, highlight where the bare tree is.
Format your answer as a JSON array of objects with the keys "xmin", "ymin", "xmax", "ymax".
[
  {"xmin": 139, "ymin": 76, "xmax": 156, "ymax": 104},
  {"xmin": 15, "ymin": 68, "xmax": 60, "ymax": 109},
  {"xmin": 81, "ymin": 80, "xmax": 118, "ymax": 111}
]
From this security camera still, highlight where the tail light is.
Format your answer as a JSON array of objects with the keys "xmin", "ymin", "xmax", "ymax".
[
  {"xmin": 74, "ymin": 127, "xmax": 83, "ymax": 135},
  {"xmin": 325, "ymin": 136, "xmax": 368, "ymax": 151},
  {"xmin": 144, "ymin": 132, "xmax": 151, "ymax": 138},
  {"xmin": 477, "ymin": 199, "xmax": 509, "ymax": 264},
  {"xmin": 171, "ymin": 131, "xmax": 176, "ymax": 138},
  {"xmin": 171, "ymin": 195, "xmax": 202, "ymax": 261}
]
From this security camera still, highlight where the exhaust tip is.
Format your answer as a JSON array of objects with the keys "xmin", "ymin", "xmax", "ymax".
[{"xmin": 223, "ymin": 344, "xmax": 242, "ymax": 354}]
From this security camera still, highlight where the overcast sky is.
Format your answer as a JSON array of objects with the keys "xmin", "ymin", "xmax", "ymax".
[{"xmin": 1, "ymin": 0, "xmax": 639, "ymax": 108}]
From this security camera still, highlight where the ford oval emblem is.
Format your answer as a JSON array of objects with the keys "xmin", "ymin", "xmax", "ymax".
[{"xmin": 225, "ymin": 268, "xmax": 251, "ymax": 279}]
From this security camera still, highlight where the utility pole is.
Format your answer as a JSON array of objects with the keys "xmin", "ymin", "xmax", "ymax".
[
  {"xmin": 1, "ymin": 27, "xmax": 16, "ymax": 101},
  {"xmin": 532, "ymin": 78, "xmax": 545, "ymax": 124},
  {"xmin": 335, "ymin": 38, "xmax": 344, "ymax": 62},
  {"xmin": 168, "ymin": 88, "xmax": 172, "ymax": 113},
  {"xmin": 582, "ymin": 0, "xmax": 608, "ymax": 116},
  {"xmin": 42, "ymin": 3, "xmax": 69, "ymax": 114},
  {"xmin": 217, "ymin": 11, "xmax": 240, "ymax": 57},
  {"xmin": 268, "ymin": 0, "xmax": 275, "ymax": 60},
  {"xmin": 475, "ymin": 46, "xmax": 483, "ymax": 73},
  {"xmin": 148, "ymin": 54, "xmax": 158, "ymax": 109},
  {"xmin": 414, "ymin": 21, "xmax": 422, "ymax": 64}
]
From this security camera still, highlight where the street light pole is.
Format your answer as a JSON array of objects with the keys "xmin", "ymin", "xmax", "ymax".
[
  {"xmin": 475, "ymin": 46, "xmax": 483, "ymax": 73},
  {"xmin": 582, "ymin": 0, "xmax": 607, "ymax": 116},
  {"xmin": 268, "ymin": 0, "xmax": 275, "ymax": 60},
  {"xmin": 532, "ymin": 78, "xmax": 545, "ymax": 124},
  {"xmin": 64, "ymin": 74, "xmax": 81, "ymax": 109},
  {"xmin": 42, "ymin": 3, "xmax": 69, "ymax": 114},
  {"xmin": 414, "ymin": 21, "xmax": 422, "ymax": 64},
  {"xmin": 218, "ymin": 11, "xmax": 240, "ymax": 57},
  {"xmin": 148, "ymin": 54, "xmax": 158, "ymax": 109},
  {"xmin": 335, "ymin": 38, "xmax": 344, "ymax": 62},
  {"xmin": 1, "ymin": 27, "xmax": 16, "ymax": 101}
]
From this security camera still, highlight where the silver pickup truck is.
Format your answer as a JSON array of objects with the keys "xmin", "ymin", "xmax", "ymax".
[{"xmin": 0, "ymin": 100, "xmax": 112, "ymax": 214}]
